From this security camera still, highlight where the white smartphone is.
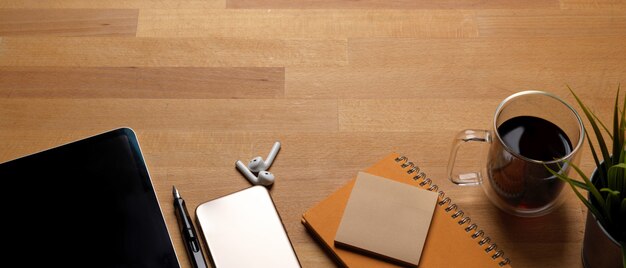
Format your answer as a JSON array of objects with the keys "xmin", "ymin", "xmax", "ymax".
[{"xmin": 195, "ymin": 186, "xmax": 301, "ymax": 268}]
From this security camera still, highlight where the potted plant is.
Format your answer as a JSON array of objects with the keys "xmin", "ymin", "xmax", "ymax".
[{"xmin": 547, "ymin": 86, "xmax": 625, "ymax": 268}]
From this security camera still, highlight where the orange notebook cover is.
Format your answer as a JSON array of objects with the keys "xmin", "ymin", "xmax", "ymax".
[{"xmin": 302, "ymin": 153, "xmax": 512, "ymax": 267}]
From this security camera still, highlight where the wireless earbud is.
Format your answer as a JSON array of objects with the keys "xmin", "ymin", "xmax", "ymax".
[
  {"xmin": 236, "ymin": 160, "xmax": 275, "ymax": 186},
  {"xmin": 248, "ymin": 141, "xmax": 281, "ymax": 173}
]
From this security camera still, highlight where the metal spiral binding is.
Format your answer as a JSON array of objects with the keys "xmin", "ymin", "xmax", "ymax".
[{"xmin": 395, "ymin": 155, "xmax": 511, "ymax": 267}]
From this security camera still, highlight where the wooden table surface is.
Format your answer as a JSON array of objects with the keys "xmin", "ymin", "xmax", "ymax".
[{"xmin": 1, "ymin": 1, "xmax": 625, "ymax": 267}]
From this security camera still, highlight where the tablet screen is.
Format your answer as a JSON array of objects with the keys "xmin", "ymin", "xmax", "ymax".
[{"xmin": 0, "ymin": 128, "xmax": 179, "ymax": 267}]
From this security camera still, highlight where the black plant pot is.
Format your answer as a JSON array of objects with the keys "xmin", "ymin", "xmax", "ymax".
[
  {"xmin": 581, "ymin": 166, "xmax": 623, "ymax": 268},
  {"xmin": 582, "ymin": 210, "xmax": 622, "ymax": 268}
]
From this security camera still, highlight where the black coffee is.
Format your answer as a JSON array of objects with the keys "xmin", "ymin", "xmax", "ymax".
[
  {"xmin": 498, "ymin": 116, "xmax": 572, "ymax": 161},
  {"xmin": 487, "ymin": 116, "xmax": 573, "ymax": 210}
]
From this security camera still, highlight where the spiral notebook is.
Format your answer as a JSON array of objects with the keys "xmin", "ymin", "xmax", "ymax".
[{"xmin": 301, "ymin": 153, "xmax": 512, "ymax": 267}]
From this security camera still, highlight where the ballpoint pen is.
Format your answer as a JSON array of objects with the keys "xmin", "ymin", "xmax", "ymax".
[{"xmin": 173, "ymin": 186, "xmax": 208, "ymax": 268}]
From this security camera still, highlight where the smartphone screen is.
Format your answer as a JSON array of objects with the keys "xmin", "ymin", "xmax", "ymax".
[{"xmin": 196, "ymin": 186, "xmax": 301, "ymax": 268}]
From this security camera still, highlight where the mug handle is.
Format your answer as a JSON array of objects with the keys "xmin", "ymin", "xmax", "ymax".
[{"xmin": 447, "ymin": 129, "xmax": 491, "ymax": 185}]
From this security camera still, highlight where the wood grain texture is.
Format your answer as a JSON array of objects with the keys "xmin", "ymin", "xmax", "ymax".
[
  {"xmin": 348, "ymin": 37, "xmax": 626, "ymax": 67},
  {"xmin": 227, "ymin": 0, "xmax": 559, "ymax": 9},
  {"xmin": 477, "ymin": 9, "xmax": 626, "ymax": 37},
  {"xmin": 137, "ymin": 9, "xmax": 478, "ymax": 38},
  {"xmin": 0, "ymin": 67, "xmax": 284, "ymax": 98},
  {"xmin": 285, "ymin": 67, "xmax": 623, "ymax": 99},
  {"xmin": 0, "ymin": 37, "xmax": 347, "ymax": 67},
  {"xmin": 0, "ymin": 0, "xmax": 224, "ymax": 9},
  {"xmin": 338, "ymin": 98, "xmax": 496, "ymax": 132},
  {"xmin": 560, "ymin": 0, "xmax": 626, "ymax": 9},
  {"xmin": 0, "ymin": 9, "xmax": 138, "ymax": 37},
  {"xmin": 0, "ymin": 131, "xmax": 457, "ymax": 180},
  {"xmin": 338, "ymin": 97, "xmax": 615, "ymax": 134},
  {"xmin": 1, "ymin": 2, "xmax": 622, "ymax": 268},
  {"xmin": 0, "ymin": 99, "xmax": 338, "ymax": 132}
]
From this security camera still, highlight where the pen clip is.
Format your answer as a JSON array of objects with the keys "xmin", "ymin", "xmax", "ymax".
[{"xmin": 191, "ymin": 238, "xmax": 200, "ymax": 252}]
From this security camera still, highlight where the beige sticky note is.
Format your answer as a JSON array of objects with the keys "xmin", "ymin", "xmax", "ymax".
[{"xmin": 334, "ymin": 172, "xmax": 438, "ymax": 267}]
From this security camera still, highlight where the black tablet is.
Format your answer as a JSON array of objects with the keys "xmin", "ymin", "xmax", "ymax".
[{"xmin": 0, "ymin": 128, "xmax": 179, "ymax": 267}]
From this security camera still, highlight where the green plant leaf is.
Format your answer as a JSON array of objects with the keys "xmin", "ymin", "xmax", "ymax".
[
  {"xmin": 569, "ymin": 179, "xmax": 590, "ymax": 190},
  {"xmin": 617, "ymin": 84, "xmax": 626, "ymax": 157},
  {"xmin": 605, "ymin": 191, "xmax": 614, "ymax": 223},
  {"xmin": 569, "ymin": 86, "xmax": 612, "ymax": 178},
  {"xmin": 620, "ymin": 149, "xmax": 626, "ymax": 197},
  {"xmin": 600, "ymin": 188, "xmax": 621, "ymax": 196},
  {"xmin": 608, "ymin": 163, "xmax": 626, "ymax": 198},
  {"xmin": 613, "ymin": 87, "xmax": 622, "ymax": 165},
  {"xmin": 568, "ymin": 178, "xmax": 606, "ymax": 224},
  {"xmin": 600, "ymin": 188, "xmax": 620, "ymax": 224},
  {"xmin": 585, "ymin": 128, "xmax": 607, "ymax": 186},
  {"xmin": 546, "ymin": 163, "xmax": 607, "ymax": 224},
  {"xmin": 592, "ymin": 110, "xmax": 613, "ymax": 140},
  {"xmin": 607, "ymin": 163, "xmax": 625, "ymax": 190},
  {"xmin": 566, "ymin": 161, "xmax": 609, "ymax": 217}
]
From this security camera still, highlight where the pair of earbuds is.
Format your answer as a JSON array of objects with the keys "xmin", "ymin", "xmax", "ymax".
[{"xmin": 235, "ymin": 141, "xmax": 281, "ymax": 187}]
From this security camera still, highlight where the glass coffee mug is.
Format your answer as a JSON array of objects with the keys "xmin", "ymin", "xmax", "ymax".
[{"xmin": 447, "ymin": 91, "xmax": 584, "ymax": 217}]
